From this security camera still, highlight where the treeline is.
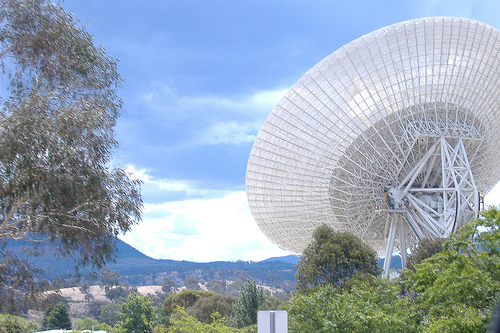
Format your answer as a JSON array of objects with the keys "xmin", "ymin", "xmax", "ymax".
[
  {"xmin": 0, "ymin": 279, "xmax": 283, "ymax": 332},
  {"xmin": 116, "ymin": 259, "xmax": 297, "ymax": 289}
]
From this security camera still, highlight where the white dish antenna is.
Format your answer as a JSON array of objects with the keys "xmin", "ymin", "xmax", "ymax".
[{"xmin": 246, "ymin": 17, "xmax": 500, "ymax": 276}]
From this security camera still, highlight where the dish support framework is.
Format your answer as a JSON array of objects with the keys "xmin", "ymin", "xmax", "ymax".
[{"xmin": 379, "ymin": 135, "xmax": 480, "ymax": 277}]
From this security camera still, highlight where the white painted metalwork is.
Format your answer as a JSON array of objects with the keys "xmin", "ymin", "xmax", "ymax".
[{"xmin": 246, "ymin": 17, "xmax": 500, "ymax": 275}]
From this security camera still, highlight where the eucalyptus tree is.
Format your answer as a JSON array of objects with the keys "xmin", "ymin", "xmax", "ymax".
[
  {"xmin": 295, "ymin": 224, "xmax": 380, "ymax": 292},
  {"xmin": 0, "ymin": 0, "xmax": 142, "ymax": 309},
  {"xmin": 118, "ymin": 293, "xmax": 158, "ymax": 333}
]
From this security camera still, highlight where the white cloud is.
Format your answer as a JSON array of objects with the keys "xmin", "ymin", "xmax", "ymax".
[
  {"xmin": 138, "ymin": 84, "xmax": 287, "ymax": 147},
  {"xmin": 125, "ymin": 165, "xmax": 233, "ymax": 200},
  {"xmin": 484, "ymin": 182, "xmax": 500, "ymax": 207},
  {"xmin": 178, "ymin": 88, "xmax": 288, "ymax": 117},
  {"xmin": 139, "ymin": 83, "xmax": 287, "ymax": 118},
  {"xmin": 120, "ymin": 191, "xmax": 290, "ymax": 262},
  {"xmin": 120, "ymin": 167, "xmax": 289, "ymax": 261},
  {"xmin": 195, "ymin": 121, "xmax": 259, "ymax": 145},
  {"xmin": 190, "ymin": 89, "xmax": 287, "ymax": 146}
]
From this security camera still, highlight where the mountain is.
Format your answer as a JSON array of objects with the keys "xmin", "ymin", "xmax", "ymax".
[
  {"xmin": 3, "ymin": 238, "xmax": 402, "ymax": 289},
  {"xmin": 261, "ymin": 255, "xmax": 300, "ymax": 265},
  {"xmin": 378, "ymin": 255, "xmax": 402, "ymax": 271},
  {"xmin": 2, "ymin": 238, "xmax": 298, "ymax": 287}
]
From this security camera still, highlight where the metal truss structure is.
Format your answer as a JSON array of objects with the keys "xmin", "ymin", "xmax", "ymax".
[{"xmin": 246, "ymin": 17, "xmax": 500, "ymax": 276}]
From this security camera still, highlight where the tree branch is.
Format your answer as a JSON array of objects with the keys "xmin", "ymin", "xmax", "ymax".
[{"xmin": 0, "ymin": 193, "xmax": 28, "ymax": 233}]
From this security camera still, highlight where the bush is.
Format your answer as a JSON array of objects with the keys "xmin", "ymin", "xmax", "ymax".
[{"xmin": 0, "ymin": 314, "xmax": 39, "ymax": 333}]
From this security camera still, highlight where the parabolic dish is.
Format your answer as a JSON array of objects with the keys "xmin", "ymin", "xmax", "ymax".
[{"xmin": 246, "ymin": 17, "xmax": 500, "ymax": 254}]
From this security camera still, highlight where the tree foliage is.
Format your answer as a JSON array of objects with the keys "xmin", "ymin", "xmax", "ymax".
[
  {"xmin": 295, "ymin": 224, "xmax": 380, "ymax": 291},
  {"xmin": 0, "ymin": 0, "xmax": 142, "ymax": 308},
  {"xmin": 184, "ymin": 275, "xmax": 201, "ymax": 290},
  {"xmin": 164, "ymin": 289, "xmax": 205, "ymax": 319},
  {"xmin": 287, "ymin": 207, "xmax": 500, "ymax": 332},
  {"xmin": 0, "ymin": 252, "xmax": 50, "ymax": 312},
  {"xmin": 406, "ymin": 237, "xmax": 444, "ymax": 271},
  {"xmin": 163, "ymin": 289, "xmax": 233, "ymax": 325},
  {"xmin": 206, "ymin": 278, "xmax": 226, "ymax": 295},
  {"xmin": 41, "ymin": 302, "xmax": 71, "ymax": 330},
  {"xmin": 79, "ymin": 281, "xmax": 90, "ymax": 295},
  {"xmin": 118, "ymin": 293, "xmax": 158, "ymax": 333},
  {"xmin": 74, "ymin": 317, "xmax": 105, "ymax": 331},
  {"xmin": 231, "ymin": 279, "xmax": 264, "ymax": 328},
  {"xmin": 190, "ymin": 293, "xmax": 234, "ymax": 324},
  {"xmin": 101, "ymin": 268, "xmax": 121, "ymax": 290},
  {"xmin": 99, "ymin": 302, "xmax": 121, "ymax": 327},
  {"xmin": 85, "ymin": 299, "xmax": 106, "ymax": 321},
  {"xmin": 402, "ymin": 207, "xmax": 500, "ymax": 332},
  {"xmin": 105, "ymin": 286, "xmax": 130, "ymax": 303},
  {"xmin": 0, "ymin": 314, "xmax": 39, "ymax": 333},
  {"xmin": 162, "ymin": 277, "xmax": 178, "ymax": 295},
  {"xmin": 168, "ymin": 307, "xmax": 255, "ymax": 333},
  {"xmin": 259, "ymin": 294, "xmax": 283, "ymax": 311},
  {"xmin": 286, "ymin": 278, "xmax": 416, "ymax": 333}
]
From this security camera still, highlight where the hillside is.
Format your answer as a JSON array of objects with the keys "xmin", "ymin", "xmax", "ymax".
[
  {"xmin": 3, "ymin": 238, "xmax": 299, "ymax": 288},
  {"xmin": 3, "ymin": 238, "xmax": 401, "ymax": 290}
]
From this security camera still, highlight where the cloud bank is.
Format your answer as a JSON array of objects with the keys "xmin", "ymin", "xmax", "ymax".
[{"xmin": 120, "ymin": 166, "xmax": 290, "ymax": 262}]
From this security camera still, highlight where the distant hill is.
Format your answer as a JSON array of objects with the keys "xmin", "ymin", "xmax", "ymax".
[
  {"xmin": 2, "ymin": 238, "xmax": 298, "ymax": 288},
  {"xmin": 378, "ymin": 255, "xmax": 402, "ymax": 271},
  {"xmin": 3, "ymin": 238, "xmax": 402, "ymax": 289},
  {"xmin": 261, "ymin": 255, "xmax": 300, "ymax": 265}
]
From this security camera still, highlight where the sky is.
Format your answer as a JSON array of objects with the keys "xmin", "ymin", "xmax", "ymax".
[{"xmin": 60, "ymin": 0, "xmax": 500, "ymax": 262}]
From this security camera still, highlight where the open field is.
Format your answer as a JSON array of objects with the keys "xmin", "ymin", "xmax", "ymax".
[{"xmin": 60, "ymin": 285, "xmax": 163, "ymax": 302}]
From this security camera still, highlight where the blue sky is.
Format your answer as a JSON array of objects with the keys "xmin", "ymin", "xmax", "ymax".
[{"xmin": 62, "ymin": 0, "xmax": 500, "ymax": 262}]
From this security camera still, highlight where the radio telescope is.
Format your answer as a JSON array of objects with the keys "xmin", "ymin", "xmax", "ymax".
[{"xmin": 246, "ymin": 17, "xmax": 500, "ymax": 277}]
